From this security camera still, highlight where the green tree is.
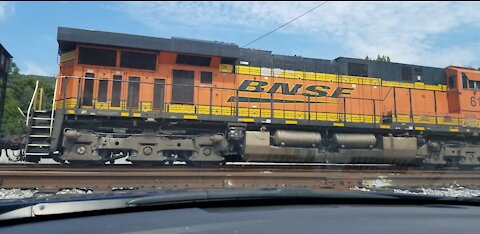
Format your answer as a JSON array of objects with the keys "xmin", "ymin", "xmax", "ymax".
[
  {"xmin": 376, "ymin": 55, "xmax": 391, "ymax": 62},
  {"xmin": 1, "ymin": 62, "xmax": 55, "ymax": 136},
  {"xmin": 365, "ymin": 55, "xmax": 391, "ymax": 62}
]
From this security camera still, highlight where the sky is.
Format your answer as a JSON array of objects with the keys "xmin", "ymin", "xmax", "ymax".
[{"xmin": 0, "ymin": 1, "xmax": 479, "ymax": 76}]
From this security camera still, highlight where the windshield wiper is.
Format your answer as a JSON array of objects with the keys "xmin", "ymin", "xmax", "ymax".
[
  {"xmin": 0, "ymin": 197, "xmax": 134, "ymax": 221},
  {"xmin": 126, "ymin": 188, "xmax": 480, "ymax": 207},
  {"xmin": 127, "ymin": 188, "xmax": 398, "ymax": 207},
  {"xmin": 0, "ymin": 188, "xmax": 478, "ymax": 222}
]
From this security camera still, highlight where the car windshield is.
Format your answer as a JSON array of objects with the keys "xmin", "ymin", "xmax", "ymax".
[{"xmin": 0, "ymin": 1, "xmax": 480, "ymax": 212}]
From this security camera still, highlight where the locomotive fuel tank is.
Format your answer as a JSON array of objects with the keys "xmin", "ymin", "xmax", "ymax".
[
  {"xmin": 244, "ymin": 131, "xmax": 322, "ymax": 162},
  {"xmin": 332, "ymin": 133, "xmax": 377, "ymax": 149},
  {"xmin": 272, "ymin": 130, "xmax": 322, "ymax": 147},
  {"xmin": 243, "ymin": 131, "xmax": 420, "ymax": 164}
]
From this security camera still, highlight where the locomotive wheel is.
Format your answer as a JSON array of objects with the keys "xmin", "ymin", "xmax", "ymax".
[
  {"xmin": 52, "ymin": 154, "xmax": 66, "ymax": 164},
  {"xmin": 457, "ymin": 165, "xmax": 477, "ymax": 170},
  {"xmin": 25, "ymin": 156, "xmax": 41, "ymax": 164},
  {"xmin": 423, "ymin": 164, "xmax": 444, "ymax": 170},
  {"xmin": 131, "ymin": 161, "xmax": 158, "ymax": 167},
  {"xmin": 187, "ymin": 160, "xmax": 223, "ymax": 167}
]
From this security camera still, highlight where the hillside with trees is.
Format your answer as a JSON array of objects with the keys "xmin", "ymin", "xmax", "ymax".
[{"xmin": 1, "ymin": 62, "xmax": 55, "ymax": 136}]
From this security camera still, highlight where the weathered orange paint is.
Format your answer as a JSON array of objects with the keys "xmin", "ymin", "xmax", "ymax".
[{"xmin": 56, "ymin": 44, "xmax": 480, "ymax": 126}]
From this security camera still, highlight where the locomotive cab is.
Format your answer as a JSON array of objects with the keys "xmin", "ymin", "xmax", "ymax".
[{"xmin": 445, "ymin": 66, "xmax": 480, "ymax": 127}]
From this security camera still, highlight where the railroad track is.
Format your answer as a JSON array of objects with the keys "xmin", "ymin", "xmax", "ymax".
[
  {"xmin": 0, "ymin": 161, "xmax": 478, "ymax": 170},
  {"xmin": 0, "ymin": 165, "xmax": 479, "ymax": 193}
]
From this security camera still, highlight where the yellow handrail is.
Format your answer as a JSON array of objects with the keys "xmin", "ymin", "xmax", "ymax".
[{"xmin": 38, "ymin": 87, "xmax": 44, "ymax": 111}]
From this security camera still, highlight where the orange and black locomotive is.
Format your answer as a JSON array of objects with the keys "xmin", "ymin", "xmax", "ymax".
[{"xmin": 23, "ymin": 27, "xmax": 480, "ymax": 168}]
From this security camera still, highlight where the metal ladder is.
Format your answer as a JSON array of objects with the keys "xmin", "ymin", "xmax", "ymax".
[{"xmin": 24, "ymin": 80, "xmax": 56, "ymax": 161}]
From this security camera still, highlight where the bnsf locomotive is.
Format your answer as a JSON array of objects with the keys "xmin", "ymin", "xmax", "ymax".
[{"xmin": 22, "ymin": 27, "xmax": 480, "ymax": 168}]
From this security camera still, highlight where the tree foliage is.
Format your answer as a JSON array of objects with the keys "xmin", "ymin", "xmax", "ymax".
[
  {"xmin": 1, "ymin": 62, "xmax": 55, "ymax": 136},
  {"xmin": 365, "ymin": 55, "xmax": 391, "ymax": 62},
  {"xmin": 376, "ymin": 55, "xmax": 391, "ymax": 62}
]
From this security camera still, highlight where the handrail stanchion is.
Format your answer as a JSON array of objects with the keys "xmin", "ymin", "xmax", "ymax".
[
  {"xmin": 209, "ymin": 87, "xmax": 213, "ymax": 116},
  {"xmin": 235, "ymin": 90, "xmax": 239, "ymax": 118},
  {"xmin": 62, "ymin": 76, "xmax": 68, "ymax": 112},
  {"xmin": 270, "ymin": 92, "xmax": 274, "ymax": 119},
  {"xmin": 308, "ymin": 96, "xmax": 311, "ymax": 121},
  {"xmin": 25, "ymin": 80, "xmax": 40, "ymax": 127},
  {"xmin": 49, "ymin": 76, "xmax": 59, "ymax": 135},
  {"xmin": 76, "ymin": 76, "xmax": 82, "ymax": 108}
]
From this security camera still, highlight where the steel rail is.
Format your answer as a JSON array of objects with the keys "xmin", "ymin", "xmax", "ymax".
[
  {"xmin": 0, "ymin": 164, "xmax": 478, "ymax": 173},
  {"xmin": 0, "ymin": 166, "xmax": 478, "ymax": 193},
  {"xmin": 0, "ymin": 163, "xmax": 477, "ymax": 172}
]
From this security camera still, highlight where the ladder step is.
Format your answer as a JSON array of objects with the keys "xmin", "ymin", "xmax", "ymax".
[
  {"xmin": 34, "ymin": 110, "xmax": 49, "ymax": 113},
  {"xmin": 31, "ymin": 126, "xmax": 50, "ymax": 129},
  {"xmin": 25, "ymin": 152, "xmax": 49, "ymax": 156},
  {"xmin": 25, "ymin": 148, "xmax": 50, "ymax": 153},
  {"xmin": 33, "ymin": 113, "xmax": 52, "ymax": 118},
  {"xmin": 27, "ymin": 143, "xmax": 51, "ymax": 147},
  {"xmin": 30, "ymin": 129, "xmax": 50, "ymax": 134},
  {"xmin": 33, "ymin": 117, "xmax": 52, "ymax": 121},
  {"xmin": 29, "ymin": 135, "xmax": 50, "ymax": 138}
]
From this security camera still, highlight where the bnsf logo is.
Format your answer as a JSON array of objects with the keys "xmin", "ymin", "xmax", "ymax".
[
  {"xmin": 227, "ymin": 80, "xmax": 355, "ymax": 103},
  {"xmin": 238, "ymin": 80, "xmax": 354, "ymax": 97}
]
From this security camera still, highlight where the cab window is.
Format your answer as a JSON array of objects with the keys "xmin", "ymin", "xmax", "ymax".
[
  {"xmin": 448, "ymin": 75, "xmax": 456, "ymax": 89},
  {"xmin": 462, "ymin": 73, "xmax": 468, "ymax": 89}
]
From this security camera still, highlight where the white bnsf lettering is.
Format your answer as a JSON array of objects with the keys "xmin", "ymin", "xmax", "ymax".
[{"xmin": 237, "ymin": 80, "xmax": 354, "ymax": 98}]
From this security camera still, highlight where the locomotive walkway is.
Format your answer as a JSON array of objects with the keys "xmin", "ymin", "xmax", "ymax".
[{"xmin": 0, "ymin": 165, "xmax": 478, "ymax": 193}]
